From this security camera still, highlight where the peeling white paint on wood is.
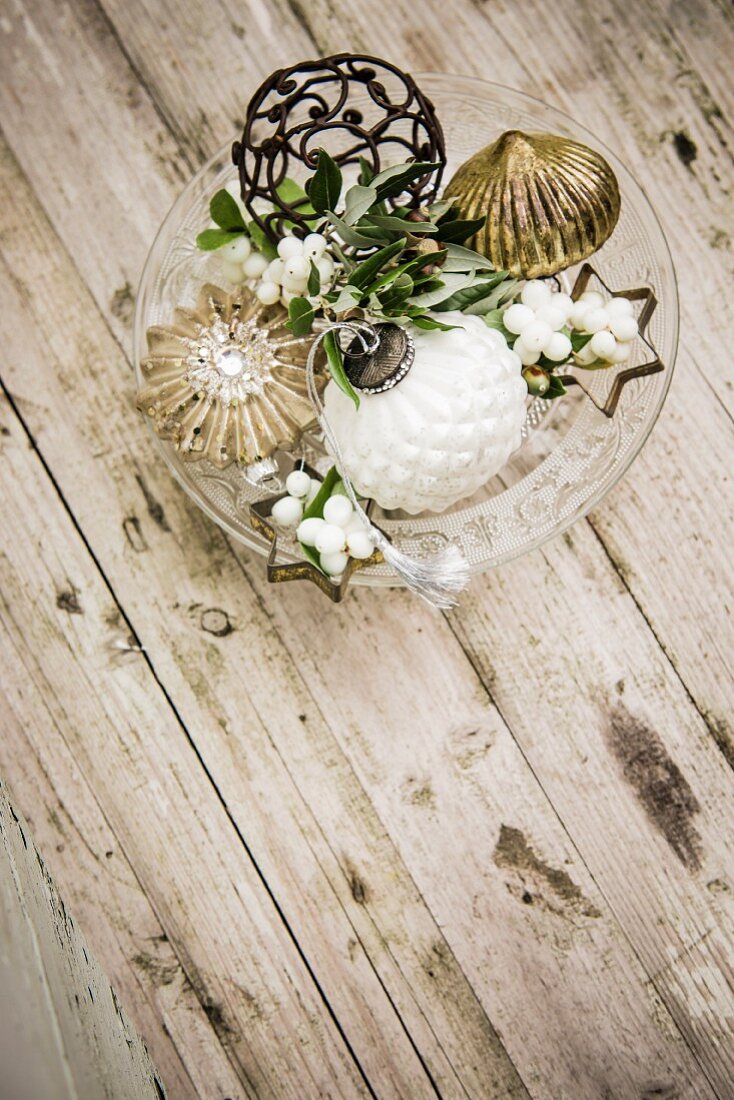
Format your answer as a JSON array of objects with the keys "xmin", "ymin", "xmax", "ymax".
[{"xmin": 0, "ymin": 781, "xmax": 164, "ymax": 1100}]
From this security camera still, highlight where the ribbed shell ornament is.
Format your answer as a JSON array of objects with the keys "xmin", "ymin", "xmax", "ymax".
[
  {"xmin": 444, "ymin": 130, "xmax": 621, "ymax": 278},
  {"xmin": 137, "ymin": 283, "xmax": 322, "ymax": 467}
]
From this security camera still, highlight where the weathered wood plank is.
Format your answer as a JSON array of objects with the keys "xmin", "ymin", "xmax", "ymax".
[
  {"xmin": 0, "ymin": 666, "xmax": 244, "ymax": 1100},
  {"xmin": 0, "ymin": 397, "xmax": 371, "ymax": 1098},
  {"xmin": 0, "ymin": 778, "xmax": 164, "ymax": 1100},
  {"xmin": 0, "ymin": 136, "xmax": 719, "ymax": 1099}
]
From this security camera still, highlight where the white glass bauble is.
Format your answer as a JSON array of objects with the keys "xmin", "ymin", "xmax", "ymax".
[{"xmin": 324, "ymin": 313, "xmax": 527, "ymax": 514}]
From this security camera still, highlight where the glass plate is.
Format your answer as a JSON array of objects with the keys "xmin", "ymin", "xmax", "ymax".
[{"xmin": 133, "ymin": 73, "xmax": 678, "ymax": 585}]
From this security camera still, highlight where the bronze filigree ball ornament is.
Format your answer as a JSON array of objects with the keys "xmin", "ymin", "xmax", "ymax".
[
  {"xmin": 232, "ymin": 54, "xmax": 446, "ymax": 245},
  {"xmin": 135, "ymin": 55, "xmax": 673, "ymax": 605}
]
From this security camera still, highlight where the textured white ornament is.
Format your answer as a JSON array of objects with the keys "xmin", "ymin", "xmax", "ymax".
[{"xmin": 323, "ymin": 313, "xmax": 527, "ymax": 514}]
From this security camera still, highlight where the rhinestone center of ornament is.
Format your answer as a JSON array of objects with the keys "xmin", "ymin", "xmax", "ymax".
[{"xmin": 185, "ymin": 315, "xmax": 274, "ymax": 401}]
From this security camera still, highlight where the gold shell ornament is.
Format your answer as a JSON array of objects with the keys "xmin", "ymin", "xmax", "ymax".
[
  {"xmin": 137, "ymin": 283, "xmax": 322, "ymax": 467},
  {"xmin": 444, "ymin": 130, "xmax": 621, "ymax": 278}
]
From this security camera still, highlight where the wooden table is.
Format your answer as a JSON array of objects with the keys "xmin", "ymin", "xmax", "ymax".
[{"xmin": 1, "ymin": 1, "xmax": 732, "ymax": 1096}]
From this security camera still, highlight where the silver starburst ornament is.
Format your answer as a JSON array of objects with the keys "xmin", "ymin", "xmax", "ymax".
[{"xmin": 137, "ymin": 283, "xmax": 323, "ymax": 467}]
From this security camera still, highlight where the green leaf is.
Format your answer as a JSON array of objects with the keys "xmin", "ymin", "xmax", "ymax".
[
  {"xmin": 325, "ymin": 210, "xmax": 382, "ymax": 249},
  {"xmin": 365, "ymin": 213, "xmax": 439, "ymax": 235},
  {"xmin": 371, "ymin": 161, "xmax": 442, "ymax": 202},
  {"xmin": 482, "ymin": 309, "xmax": 513, "ymax": 342},
  {"xmin": 196, "ymin": 228, "xmax": 243, "ymax": 251},
  {"xmin": 570, "ymin": 330, "xmax": 593, "ymax": 351},
  {"xmin": 378, "ymin": 273, "xmax": 414, "ymax": 310},
  {"xmin": 276, "ymin": 177, "xmax": 309, "ymax": 206},
  {"xmin": 433, "ymin": 271, "xmax": 508, "ymax": 312},
  {"xmin": 358, "ymin": 157, "xmax": 375, "ymax": 185},
  {"xmin": 324, "ymin": 330, "xmax": 360, "ymax": 409},
  {"xmin": 343, "ymin": 184, "xmax": 378, "ymax": 225},
  {"xmin": 330, "ymin": 284, "xmax": 363, "ymax": 313},
  {"xmin": 286, "ymin": 297, "xmax": 315, "ymax": 336},
  {"xmin": 350, "ymin": 238, "xmax": 407, "ymax": 290},
  {"xmin": 409, "ymin": 315, "xmax": 458, "ymax": 332},
  {"xmin": 302, "ymin": 465, "xmax": 342, "ymax": 521},
  {"xmin": 539, "ymin": 374, "xmax": 567, "ymax": 400},
  {"xmin": 306, "ymin": 149, "xmax": 343, "ymax": 214},
  {"xmin": 307, "ymin": 260, "xmax": 321, "ymax": 297},
  {"xmin": 462, "ymin": 276, "xmax": 517, "ymax": 315},
  {"xmin": 427, "ymin": 197, "xmax": 457, "ymax": 220},
  {"xmin": 363, "ymin": 249, "xmax": 444, "ymax": 295},
  {"xmin": 210, "ymin": 189, "xmax": 246, "ymax": 231},
  {"xmin": 442, "ymin": 242, "xmax": 494, "ymax": 272},
  {"xmin": 437, "ymin": 216, "xmax": 486, "ymax": 244},
  {"xmin": 410, "ymin": 272, "xmax": 482, "ymax": 309},
  {"xmin": 245, "ymin": 220, "xmax": 277, "ymax": 260}
]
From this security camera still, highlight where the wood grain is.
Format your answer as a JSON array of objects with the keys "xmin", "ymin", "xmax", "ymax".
[
  {"xmin": 0, "ymin": 780, "xmax": 163, "ymax": 1100},
  {"xmin": 0, "ymin": 0, "xmax": 733, "ymax": 1096}
]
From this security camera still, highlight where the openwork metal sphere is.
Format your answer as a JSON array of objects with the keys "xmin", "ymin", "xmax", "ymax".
[{"xmin": 232, "ymin": 53, "xmax": 446, "ymax": 244}]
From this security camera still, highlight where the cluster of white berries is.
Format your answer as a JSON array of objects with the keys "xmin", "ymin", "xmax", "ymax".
[
  {"xmin": 216, "ymin": 182, "xmax": 335, "ymax": 307},
  {"xmin": 567, "ymin": 289, "xmax": 639, "ymax": 366},
  {"xmin": 503, "ymin": 279, "xmax": 639, "ymax": 368},
  {"xmin": 270, "ymin": 470, "xmax": 374, "ymax": 578},
  {"xmin": 503, "ymin": 281, "xmax": 575, "ymax": 366},
  {"xmin": 253, "ymin": 233, "xmax": 336, "ymax": 308},
  {"xmin": 218, "ymin": 234, "xmax": 271, "ymax": 287}
]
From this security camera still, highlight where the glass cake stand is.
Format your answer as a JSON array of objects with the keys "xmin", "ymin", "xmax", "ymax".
[{"xmin": 133, "ymin": 74, "xmax": 678, "ymax": 585}]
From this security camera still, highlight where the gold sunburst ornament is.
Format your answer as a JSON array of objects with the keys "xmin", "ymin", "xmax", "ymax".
[{"xmin": 137, "ymin": 283, "xmax": 323, "ymax": 468}]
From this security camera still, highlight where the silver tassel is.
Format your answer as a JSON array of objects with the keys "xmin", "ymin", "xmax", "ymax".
[{"xmin": 306, "ymin": 321, "xmax": 470, "ymax": 610}]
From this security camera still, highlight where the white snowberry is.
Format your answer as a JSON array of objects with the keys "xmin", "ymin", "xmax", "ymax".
[
  {"xmin": 553, "ymin": 293, "xmax": 575, "ymax": 318},
  {"xmin": 221, "ymin": 260, "xmax": 244, "ymax": 285},
  {"xmin": 582, "ymin": 308, "xmax": 610, "ymax": 334},
  {"xmin": 305, "ymin": 478, "xmax": 321, "ymax": 504},
  {"xmin": 610, "ymin": 342, "xmax": 631, "ymax": 364},
  {"xmin": 320, "ymin": 550, "xmax": 349, "ymax": 576},
  {"xmin": 606, "ymin": 297, "xmax": 634, "ymax": 318},
  {"xmin": 580, "ymin": 290, "xmax": 605, "ymax": 309},
  {"xmin": 221, "ymin": 235, "xmax": 251, "ymax": 262},
  {"xmin": 264, "ymin": 258, "xmax": 285, "ymax": 283},
  {"xmin": 590, "ymin": 330, "xmax": 617, "ymax": 360},
  {"xmin": 286, "ymin": 469, "xmax": 311, "ymax": 498},
  {"xmin": 503, "ymin": 303, "xmax": 535, "ymax": 335},
  {"xmin": 297, "ymin": 516, "xmax": 326, "ymax": 546},
  {"xmin": 316, "ymin": 256, "xmax": 335, "ymax": 286},
  {"xmin": 323, "ymin": 495, "xmax": 353, "ymax": 528},
  {"xmin": 544, "ymin": 331, "xmax": 573, "ymax": 362},
  {"xmin": 520, "ymin": 280, "xmax": 552, "ymax": 310},
  {"xmin": 277, "ymin": 236, "xmax": 303, "ymax": 261},
  {"xmin": 303, "ymin": 233, "xmax": 327, "ymax": 259},
  {"xmin": 256, "ymin": 281, "xmax": 280, "ymax": 306},
  {"xmin": 281, "ymin": 274, "xmax": 309, "ymax": 295},
  {"xmin": 514, "ymin": 336, "xmax": 541, "ymax": 366},
  {"xmin": 242, "ymin": 251, "xmax": 269, "ymax": 279},
  {"xmin": 346, "ymin": 530, "xmax": 374, "ymax": 560},
  {"xmin": 608, "ymin": 314, "xmax": 638, "ymax": 342},
  {"xmin": 521, "ymin": 320, "xmax": 553, "ymax": 353},
  {"xmin": 568, "ymin": 301, "xmax": 590, "ymax": 329},
  {"xmin": 315, "ymin": 523, "xmax": 347, "ymax": 555},
  {"xmin": 534, "ymin": 304, "xmax": 567, "ymax": 331},
  {"xmin": 284, "ymin": 255, "xmax": 310, "ymax": 281},
  {"xmin": 271, "ymin": 495, "xmax": 303, "ymax": 527}
]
